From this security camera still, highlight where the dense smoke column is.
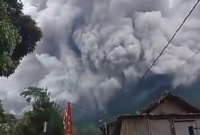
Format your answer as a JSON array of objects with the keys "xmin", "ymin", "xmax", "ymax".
[{"xmin": 0, "ymin": 0, "xmax": 199, "ymax": 116}]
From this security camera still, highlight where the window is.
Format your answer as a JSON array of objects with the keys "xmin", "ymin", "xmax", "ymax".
[{"xmin": 173, "ymin": 120, "xmax": 197, "ymax": 135}]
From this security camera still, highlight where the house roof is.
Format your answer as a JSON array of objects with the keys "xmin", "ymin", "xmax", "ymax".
[
  {"xmin": 99, "ymin": 91, "xmax": 200, "ymax": 135},
  {"xmin": 117, "ymin": 113, "xmax": 200, "ymax": 120},
  {"xmin": 136, "ymin": 91, "xmax": 200, "ymax": 114},
  {"xmin": 100, "ymin": 113, "xmax": 200, "ymax": 135}
]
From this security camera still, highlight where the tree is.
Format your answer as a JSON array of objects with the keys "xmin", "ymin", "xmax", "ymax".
[
  {"xmin": 20, "ymin": 87, "xmax": 64, "ymax": 135},
  {"xmin": 20, "ymin": 87, "xmax": 101, "ymax": 135},
  {"xmin": 0, "ymin": 0, "xmax": 42, "ymax": 76},
  {"xmin": 0, "ymin": 100, "xmax": 6, "ymax": 134},
  {"xmin": 46, "ymin": 109, "xmax": 64, "ymax": 135},
  {"xmin": 0, "ymin": 100, "xmax": 18, "ymax": 135},
  {"xmin": 0, "ymin": 0, "xmax": 21, "ymax": 75},
  {"xmin": 0, "ymin": 87, "xmax": 99, "ymax": 135},
  {"xmin": 13, "ymin": 112, "xmax": 36, "ymax": 135},
  {"xmin": 0, "ymin": 100, "xmax": 6, "ymax": 123}
]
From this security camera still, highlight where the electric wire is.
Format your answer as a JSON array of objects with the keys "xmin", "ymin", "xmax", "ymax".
[
  {"xmin": 175, "ymin": 68, "xmax": 200, "ymax": 88},
  {"xmin": 63, "ymin": 0, "xmax": 200, "ymax": 122},
  {"xmin": 134, "ymin": 0, "xmax": 200, "ymax": 87}
]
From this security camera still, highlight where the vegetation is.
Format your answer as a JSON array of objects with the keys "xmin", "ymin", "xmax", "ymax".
[
  {"xmin": 0, "ymin": 87, "xmax": 100, "ymax": 135},
  {"xmin": 0, "ymin": 0, "xmax": 42, "ymax": 76}
]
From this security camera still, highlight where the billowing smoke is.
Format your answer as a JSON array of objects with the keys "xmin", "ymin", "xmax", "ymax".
[{"xmin": 1, "ymin": 0, "xmax": 200, "ymax": 117}]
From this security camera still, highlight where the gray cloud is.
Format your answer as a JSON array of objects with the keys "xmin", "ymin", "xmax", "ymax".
[{"xmin": 0, "ymin": 0, "xmax": 200, "ymax": 115}]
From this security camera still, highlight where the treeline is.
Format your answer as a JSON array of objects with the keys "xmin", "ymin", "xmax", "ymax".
[
  {"xmin": 0, "ymin": 87, "xmax": 100, "ymax": 135},
  {"xmin": 0, "ymin": 87, "xmax": 64, "ymax": 135}
]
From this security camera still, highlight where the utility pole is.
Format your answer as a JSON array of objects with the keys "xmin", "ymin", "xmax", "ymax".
[
  {"xmin": 99, "ymin": 111, "xmax": 107, "ymax": 135},
  {"xmin": 43, "ymin": 121, "xmax": 47, "ymax": 135},
  {"xmin": 104, "ymin": 121, "xmax": 108, "ymax": 135},
  {"xmin": 104, "ymin": 112, "xmax": 108, "ymax": 135}
]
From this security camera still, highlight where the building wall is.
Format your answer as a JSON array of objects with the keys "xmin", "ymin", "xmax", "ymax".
[
  {"xmin": 120, "ymin": 118, "xmax": 200, "ymax": 135},
  {"xmin": 119, "ymin": 95, "xmax": 200, "ymax": 135},
  {"xmin": 150, "ymin": 101, "xmax": 187, "ymax": 114},
  {"xmin": 120, "ymin": 118, "xmax": 149, "ymax": 135},
  {"xmin": 150, "ymin": 119, "xmax": 172, "ymax": 135}
]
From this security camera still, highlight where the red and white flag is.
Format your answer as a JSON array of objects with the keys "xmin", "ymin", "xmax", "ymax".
[{"xmin": 63, "ymin": 102, "xmax": 73, "ymax": 135}]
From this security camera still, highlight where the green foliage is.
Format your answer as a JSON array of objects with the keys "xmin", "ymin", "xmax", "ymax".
[
  {"xmin": 0, "ymin": 100, "xmax": 5, "ymax": 123},
  {"xmin": 46, "ymin": 109, "xmax": 64, "ymax": 135},
  {"xmin": 20, "ymin": 87, "xmax": 63, "ymax": 135},
  {"xmin": 13, "ymin": 112, "xmax": 37, "ymax": 135},
  {"xmin": 0, "ymin": 87, "xmax": 100, "ymax": 135},
  {"xmin": 0, "ymin": 0, "xmax": 21, "ymax": 74},
  {"xmin": 0, "ymin": 0, "xmax": 42, "ymax": 76},
  {"xmin": 0, "ymin": 100, "xmax": 18, "ymax": 135}
]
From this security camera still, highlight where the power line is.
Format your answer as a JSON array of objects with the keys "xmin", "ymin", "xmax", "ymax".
[
  {"xmin": 175, "ymin": 68, "xmax": 200, "ymax": 88},
  {"xmin": 63, "ymin": 0, "xmax": 200, "ymax": 120},
  {"xmin": 64, "ymin": 100, "xmax": 103, "ymax": 117},
  {"xmin": 64, "ymin": 100, "xmax": 106, "ymax": 125},
  {"xmin": 65, "ymin": 53, "xmax": 200, "ymax": 118},
  {"xmin": 173, "ymin": 48, "xmax": 200, "ymax": 73},
  {"xmin": 149, "ymin": 48, "xmax": 200, "ymax": 91},
  {"xmin": 69, "ymin": 48, "xmax": 200, "ymax": 114},
  {"xmin": 70, "ymin": 101, "xmax": 99, "ymax": 114},
  {"xmin": 135, "ymin": 0, "xmax": 200, "ymax": 87}
]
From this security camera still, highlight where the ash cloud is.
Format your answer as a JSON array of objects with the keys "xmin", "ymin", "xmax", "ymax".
[{"xmin": 0, "ymin": 0, "xmax": 200, "ymax": 116}]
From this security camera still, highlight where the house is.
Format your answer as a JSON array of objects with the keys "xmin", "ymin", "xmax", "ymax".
[{"xmin": 100, "ymin": 91, "xmax": 200, "ymax": 135}]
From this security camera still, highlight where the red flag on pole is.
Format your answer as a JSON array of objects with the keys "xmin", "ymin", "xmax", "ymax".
[{"xmin": 63, "ymin": 102, "xmax": 73, "ymax": 135}]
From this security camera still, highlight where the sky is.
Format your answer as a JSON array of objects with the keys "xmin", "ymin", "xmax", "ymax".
[{"xmin": 1, "ymin": 0, "xmax": 200, "ymax": 116}]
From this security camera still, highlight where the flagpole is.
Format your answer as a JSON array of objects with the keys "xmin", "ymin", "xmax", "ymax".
[
  {"xmin": 99, "ymin": 111, "xmax": 108, "ymax": 135},
  {"xmin": 68, "ymin": 102, "xmax": 73, "ymax": 135},
  {"xmin": 63, "ymin": 102, "xmax": 74, "ymax": 135}
]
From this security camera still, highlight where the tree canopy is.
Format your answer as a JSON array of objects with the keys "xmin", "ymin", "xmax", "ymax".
[
  {"xmin": 0, "ymin": 87, "xmax": 100, "ymax": 135},
  {"xmin": 0, "ymin": 0, "xmax": 42, "ymax": 76},
  {"xmin": 19, "ymin": 87, "xmax": 64, "ymax": 135}
]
